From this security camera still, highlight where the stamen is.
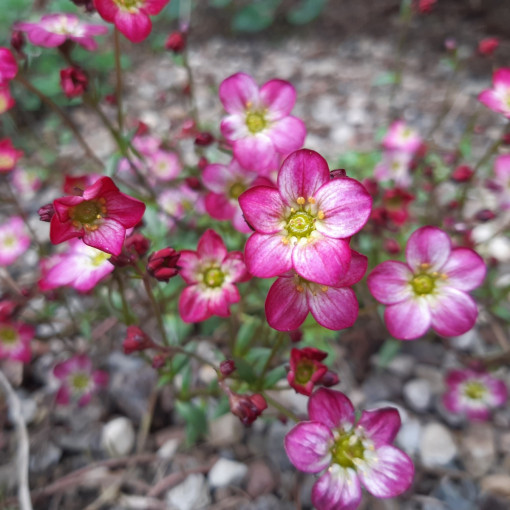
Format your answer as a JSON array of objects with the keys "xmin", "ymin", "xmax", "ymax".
[
  {"xmin": 317, "ymin": 210, "xmax": 325, "ymax": 220},
  {"xmin": 419, "ymin": 262, "xmax": 431, "ymax": 270},
  {"xmin": 320, "ymin": 285, "xmax": 328, "ymax": 292},
  {"xmin": 296, "ymin": 285, "xmax": 304, "ymax": 293},
  {"xmin": 307, "ymin": 197, "xmax": 316, "ymax": 204},
  {"xmin": 296, "ymin": 197, "xmax": 306, "ymax": 205}
]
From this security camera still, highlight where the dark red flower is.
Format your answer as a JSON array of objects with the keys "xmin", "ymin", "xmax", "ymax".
[
  {"xmin": 60, "ymin": 67, "xmax": 88, "ymax": 98},
  {"xmin": 451, "ymin": 165, "xmax": 474, "ymax": 182},
  {"xmin": 287, "ymin": 347, "xmax": 329, "ymax": 396},
  {"xmin": 382, "ymin": 187, "xmax": 415, "ymax": 226},
  {"xmin": 478, "ymin": 37, "xmax": 499, "ymax": 57},
  {"xmin": 165, "ymin": 31, "xmax": 186, "ymax": 53},
  {"xmin": 194, "ymin": 132, "xmax": 215, "ymax": 147},
  {"xmin": 220, "ymin": 359, "xmax": 236, "ymax": 377},
  {"xmin": 384, "ymin": 238, "xmax": 401, "ymax": 255},
  {"xmin": 38, "ymin": 203, "xmax": 55, "ymax": 223},
  {"xmin": 123, "ymin": 325, "xmax": 154, "ymax": 354},
  {"xmin": 228, "ymin": 390, "xmax": 267, "ymax": 426},
  {"xmin": 147, "ymin": 247, "xmax": 181, "ymax": 282}
]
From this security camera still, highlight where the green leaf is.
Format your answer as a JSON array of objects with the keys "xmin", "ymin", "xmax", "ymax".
[
  {"xmin": 263, "ymin": 365, "xmax": 287, "ymax": 388},
  {"xmin": 286, "ymin": 0, "xmax": 327, "ymax": 25},
  {"xmin": 232, "ymin": 0, "xmax": 281, "ymax": 32},
  {"xmin": 377, "ymin": 339, "xmax": 402, "ymax": 367},
  {"xmin": 372, "ymin": 71, "xmax": 399, "ymax": 87},
  {"xmin": 210, "ymin": 0, "xmax": 231, "ymax": 6},
  {"xmin": 175, "ymin": 400, "xmax": 208, "ymax": 445},
  {"xmin": 232, "ymin": 356, "xmax": 257, "ymax": 384},
  {"xmin": 235, "ymin": 318, "xmax": 259, "ymax": 356}
]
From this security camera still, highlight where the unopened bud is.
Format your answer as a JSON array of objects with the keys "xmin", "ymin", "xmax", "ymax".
[
  {"xmin": 147, "ymin": 247, "xmax": 181, "ymax": 282},
  {"xmin": 475, "ymin": 209, "xmax": 496, "ymax": 222},
  {"xmin": 384, "ymin": 238, "xmax": 401, "ymax": 255},
  {"xmin": 451, "ymin": 165, "xmax": 474, "ymax": 182},
  {"xmin": 60, "ymin": 67, "xmax": 88, "ymax": 98},
  {"xmin": 220, "ymin": 359, "xmax": 236, "ymax": 377},
  {"xmin": 288, "ymin": 329, "xmax": 303, "ymax": 343},
  {"xmin": 228, "ymin": 391, "xmax": 267, "ymax": 426},
  {"xmin": 152, "ymin": 353, "xmax": 167, "ymax": 369},
  {"xmin": 330, "ymin": 168, "xmax": 347, "ymax": 179},
  {"xmin": 165, "ymin": 31, "xmax": 186, "ymax": 53},
  {"xmin": 318, "ymin": 370, "xmax": 340, "ymax": 387},
  {"xmin": 194, "ymin": 132, "xmax": 214, "ymax": 147},
  {"xmin": 38, "ymin": 203, "xmax": 55, "ymax": 222},
  {"xmin": 123, "ymin": 326, "xmax": 154, "ymax": 354},
  {"xmin": 10, "ymin": 30, "xmax": 25, "ymax": 54}
]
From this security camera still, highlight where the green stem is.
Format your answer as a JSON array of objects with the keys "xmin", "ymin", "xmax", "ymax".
[
  {"xmin": 258, "ymin": 332, "xmax": 286, "ymax": 387},
  {"xmin": 114, "ymin": 28, "xmax": 124, "ymax": 134},
  {"xmin": 114, "ymin": 273, "xmax": 134, "ymax": 325},
  {"xmin": 14, "ymin": 75, "xmax": 104, "ymax": 170},
  {"xmin": 262, "ymin": 392, "xmax": 301, "ymax": 423}
]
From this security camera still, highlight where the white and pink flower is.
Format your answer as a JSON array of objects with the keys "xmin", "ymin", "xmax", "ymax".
[
  {"xmin": 492, "ymin": 154, "xmax": 510, "ymax": 209},
  {"xmin": 285, "ymin": 389, "xmax": 414, "ymax": 510},
  {"xmin": 219, "ymin": 72, "xmax": 306, "ymax": 173},
  {"xmin": 178, "ymin": 229, "xmax": 250, "ymax": 323},
  {"xmin": 382, "ymin": 120, "xmax": 422, "ymax": 154},
  {"xmin": 265, "ymin": 250, "xmax": 367, "ymax": 331},
  {"xmin": 53, "ymin": 354, "xmax": 108, "ymax": 406},
  {"xmin": 0, "ymin": 138, "xmax": 23, "ymax": 173},
  {"xmin": 0, "ymin": 320, "xmax": 34, "ymax": 363},
  {"xmin": 0, "ymin": 216, "xmax": 30, "ymax": 266},
  {"xmin": 15, "ymin": 13, "xmax": 108, "ymax": 51},
  {"xmin": 478, "ymin": 68, "xmax": 510, "ymax": 118},
  {"xmin": 368, "ymin": 226, "xmax": 486, "ymax": 340},
  {"xmin": 443, "ymin": 368, "xmax": 507, "ymax": 421},
  {"xmin": 238, "ymin": 149, "xmax": 372, "ymax": 286},
  {"xmin": 0, "ymin": 84, "xmax": 15, "ymax": 114},
  {"xmin": 39, "ymin": 240, "xmax": 114, "ymax": 293},
  {"xmin": 203, "ymin": 158, "xmax": 272, "ymax": 233}
]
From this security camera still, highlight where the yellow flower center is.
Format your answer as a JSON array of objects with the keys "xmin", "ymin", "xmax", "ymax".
[
  {"xmin": 0, "ymin": 326, "xmax": 18, "ymax": 345},
  {"xmin": 70, "ymin": 199, "xmax": 107, "ymax": 232},
  {"xmin": 246, "ymin": 112, "xmax": 267, "ymax": 134},
  {"xmin": 91, "ymin": 250, "xmax": 111, "ymax": 267},
  {"xmin": 229, "ymin": 182, "xmax": 246, "ymax": 200},
  {"xmin": 0, "ymin": 155, "xmax": 14, "ymax": 169},
  {"xmin": 295, "ymin": 360, "xmax": 314, "ymax": 384},
  {"xmin": 464, "ymin": 381, "xmax": 486, "ymax": 400},
  {"xmin": 411, "ymin": 274, "xmax": 435, "ymax": 295},
  {"xmin": 330, "ymin": 431, "xmax": 365, "ymax": 469},
  {"xmin": 203, "ymin": 267, "xmax": 224, "ymax": 288},
  {"xmin": 71, "ymin": 373, "xmax": 90, "ymax": 391}
]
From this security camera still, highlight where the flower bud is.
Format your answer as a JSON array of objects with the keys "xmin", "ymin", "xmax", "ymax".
[
  {"xmin": 329, "ymin": 168, "xmax": 347, "ymax": 179},
  {"xmin": 318, "ymin": 370, "xmax": 340, "ymax": 388},
  {"xmin": 70, "ymin": 0, "xmax": 96, "ymax": 12},
  {"xmin": 60, "ymin": 67, "xmax": 88, "ymax": 98},
  {"xmin": 475, "ymin": 209, "xmax": 496, "ymax": 222},
  {"xmin": 451, "ymin": 165, "xmax": 474, "ymax": 182},
  {"xmin": 10, "ymin": 30, "xmax": 25, "ymax": 54},
  {"xmin": 478, "ymin": 37, "xmax": 499, "ymax": 57},
  {"xmin": 185, "ymin": 177, "xmax": 202, "ymax": 190},
  {"xmin": 228, "ymin": 391, "xmax": 267, "ymax": 426},
  {"xmin": 194, "ymin": 132, "xmax": 214, "ymax": 147},
  {"xmin": 147, "ymin": 247, "xmax": 181, "ymax": 282},
  {"xmin": 165, "ymin": 31, "xmax": 186, "ymax": 53},
  {"xmin": 220, "ymin": 359, "xmax": 236, "ymax": 377},
  {"xmin": 123, "ymin": 325, "xmax": 154, "ymax": 354},
  {"xmin": 38, "ymin": 203, "xmax": 55, "ymax": 222},
  {"xmin": 384, "ymin": 238, "xmax": 401, "ymax": 255},
  {"xmin": 288, "ymin": 329, "xmax": 303, "ymax": 343},
  {"xmin": 198, "ymin": 156, "xmax": 209, "ymax": 171},
  {"xmin": 152, "ymin": 353, "xmax": 167, "ymax": 369},
  {"xmin": 125, "ymin": 232, "xmax": 150, "ymax": 257}
]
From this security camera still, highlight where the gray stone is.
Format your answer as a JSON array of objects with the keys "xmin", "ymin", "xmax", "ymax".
[
  {"xmin": 420, "ymin": 422, "xmax": 458, "ymax": 467},
  {"xmin": 166, "ymin": 473, "xmax": 211, "ymax": 510},
  {"xmin": 403, "ymin": 378, "xmax": 432, "ymax": 412},
  {"xmin": 101, "ymin": 417, "xmax": 135, "ymax": 457},
  {"xmin": 240, "ymin": 494, "xmax": 295, "ymax": 510},
  {"xmin": 157, "ymin": 438, "xmax": 180, "ymax": 461},
  {"xmin": 362, "ymin": 372, "xmax": 402, "ymax": 403},
  {"xmin": 29, "ymin": 441, "xmax": 62, "ymax": 473},
  {"xmin": 207, "ymin": 413, "xmax": 244, "ymax": 447},
  {"xmin": 208, "ymin": 458, "xmax": 248, "ymax": 488},
  {"xmin": 384, "ymin": 354, "xmax": 416, "ymax": 378},
  {"xmin": 396, "ymin": 417, "xmax": 422, "ymax": 456},
  {"xmin": 481, "ymin": 474, "xmax": 510, "ymax": 498},
  {"xmin": 460, "ymin": 423, "xmax": 496, "ymax": 477}
]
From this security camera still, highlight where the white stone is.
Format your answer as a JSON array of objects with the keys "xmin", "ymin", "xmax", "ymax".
[
  {"xmin": 166, "ymin": 473, "xmax": 210, "ymax": 510},
  {"xmin": 207, "ymin": 413, "xmax": 243, "ymax": 447},
  {"xmin": 385, "ymin": 354, "xmax": 416, "ymax": 378},
  {"xmin": 396, "ymin": 417, "xmax": 422, "ymax": 456},
  {"xmin": 403, "ymin": 378, "xmax": 432, "ymax": 412},
  {"xmin": 101, "ymin": 417, "xmax": 135, "ymax": 457},
  {"xmin": 460, "ymin": 423, "xmax": 496, "ymax": 477},
  {"xmin": 208, "ymin": 458, "xmax": 248, "ymax": 489},
  {"xmin": 420, "ymin": 422, "xmax": 458, "ymax": 467},
  {"xmin": 157, "ymin": 438, "xmax": 180, "ymax": 461}
]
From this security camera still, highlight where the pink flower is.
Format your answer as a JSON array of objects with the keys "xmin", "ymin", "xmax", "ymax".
[
  {"xmin": 478, "ymin": 37, "xmax": 499, "ymax": 56},
  {"xmin": 288, "ymin": 347, "xmax": 338, "ymax": 396},
  {"xmin": 285, "ymin": 389, "xmax": 414, "ymax": 510},
  {"xmin": 63, "ymin": 173, "xmax": 101, "ymax": 195},
  {"xmin": 368, "ymin": 226, "xmax": 486, "ymax": 340},
  {"xmin": 239, "ymin": 149, "xmax": 372, "ymax": 285},
  {"xmin": 0, "ymin": 216, "xmax": 30, "ymax": 266},
  {"xmin": 148, "ymin": 149, "xmax": 181, "ymax": 182},
  {"xmin": 11, "ymin": 167, "xmax": 42, "ymax": 197},
  {"xmin": 15, "ymin": 13, "xmax": 108, "ymax": 51},
  {"xmin": 157, "ymin": 183, "xmax": 205, "ymax": 228},
  {"xmin": 53, "ymin": 354, "xmax": 108, "ymax": 406},
  {"xmin": 266, "ymin": 250, "xmax": 367, "ymax": 331},
  {"xmin": 203, "ymin": 158, "xmax": 272, "ymax": 233},
  {"xmin": 374, "ymin": 150, "xmax": 414, "ymax": 187},
  {"xmin": 50, "ymin": 176, "xmax": 146, "ymax": 256},
  {"xmin": 478, "ymin": 68, "xmax": 510, "ymax": 118},
  {"xmin": 443, "ymin": 368, "xmax": 508, "ymax": 421},
  {"xmin": 94, "ymin": 0, "xmax": 170, "ymax": 43},
  {"xmin": 39, "ymin": 240, "xmax": 114, "ymax": 293},
  {"xmin": 219, "ymin": 72, "xmax": 306, "ymax": 172},
  {"xmin": 382, "ymin": 121, "xmax": 422, "ymax": 154},
  {"xmin": 493, "ymin": 154, "xmax": 510, "ymax": 209},
  {"xmin": 0, "ymin": 84, "xmax": 15, "ymax": 114},
  {"xmin": 0, "ymin": 320, "xmax": 34, "ymax": 363},
  {"xmin": 178, "ymin": 229, "xmax": 250, "ymax": 323},
  {"xmin": 60, "ymin": 67, "xmax": 88, "ymax": 98},
  {"xmin": 0, "ymin": 47, "xmax": 18, "ymax": 84},
  {"xmin": 0, "ymin": 138, "xmax": 23, "ymax": 173}
]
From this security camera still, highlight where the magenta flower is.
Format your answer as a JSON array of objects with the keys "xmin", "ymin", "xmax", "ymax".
[
  {"xmin": 266, "ymin": 250, "xmax": 367, "ymax": 331},
  {"xmin": 382, "ymin": 120, "xmax": 422, "ymax": 154},
  {"xmin": 285, "ymin": 389, "xmax": 414, "ymax": 510},
  {"xmin": 443, "ymin": 367, "xmax": 508, "ymax": 421},
  {"xmin": 478, "ymin": 68, "xmax": 510, "ymax": 118},
  {"xmin": 94, "ymin": 0, "xmax": 170, "ymax": 43},
  {"xmin": 149, "ymin": 149, "xmax": 182, "ymax": 182},
  {"xmin": 0, "ymin": 138, "xmax": 23, "ymax": 173},
  {"xmin": 0, "ymin": 47, "xmax": 18, "ymax": 84},
  {"xmin": 0, "ymin": 216, "xmax": 30, "ymax": 266},
  {"xmin": 219, "ymin": 72, "xmax": 306, "ymax": 172},
  {"xmin": 203, "ymin": 158, "xmax": 272, "ymax": 233},
  {"xmin": 0, "ymin": 84, "xmax": 15, "ymax": 114},
  {"xmin": 178, "ymin": 229, "xmax": 250, "ymax": 323},
  {"xmin": 374, "ymin": 150, "xmax": 414, "ymax": 187},
  {"xmin": 0, "ymin": 320, "xmax": 34, "ymax": 363},
  {"xmin": 53, "ymin": 354, "xmax": 108, "ymax": 406},
  {"xmin": 39, "ymin": 240, "xmax": 114, "ymax": 293},
  {"xmin": 15, "ymin": 13, "xmax": 108, "ymax": 51},
  {"xmin": 368, "ymin": 226, "xmax": 486, "ymax": 340},
  {"xmin": 50, "ymin": 176, "xmax": 146, "ymax": 256},
  {"xmin": 239, "ymin": 149, "xmax": 372, "ymax": 285},
  {"xmin": 493, "ymin": 154, "xmax": 510, "ymax": 209}
]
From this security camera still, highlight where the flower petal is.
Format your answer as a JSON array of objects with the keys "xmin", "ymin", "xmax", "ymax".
[
  {"xmin": 486, "ymin": 378, "xmax": 508, "ymax": 407},
  {"xmin": 267, "ymin": 116, "xmax": 306, "ymax": 155},
  {"xmin": 265, "ymin": 276, "xmax": 309, "ymax": 331},
  {"xmin": 222, "ymin": 251, "xmax": 250, "ymax": 282},
  {"xmin": 308, "ymin": 388, "xmax": 355, "ymax": 429},
  {"xmin": 430, "ymin": 288, "xmax": 478, "ymax": 337},
  {"xmin": 441, "ymin": 248, "xmax": 486, "ymax": 291},
  {"xmin": 220, "ymin": 114, "xmax": 250, "ymax": 141},
  {"xmin": 114, "ymin": 10, "xmax": 152, "ymax": 43},
  {"xmin": 367, "ymin": 261, "xmax": 413, "ymax": 305},
  {"xmin": 308, "ymin": 286, "xmax": 358, "ymax": 330},
  {"xmin": 337, "ymin": 251, "xmax": 367, "ymax": 287},
  {"xmin": 406, "ymin": 226, "xmax": 451, "ymax": 273},
  {"xmin": 234, "ymin": 134, "xmax": 275, "ymax": 172},
  {"xmin": 178, "ymin": 250, "xmax": 200, "ymax": 284},
  {"xmin": 314, "ymin": 178, "xmax": 372, "ymax": 238},
  {"xmin": 219, "ymin": 72, "xmax": 260, "ymax": 114},
  {"xmin": 358, "ymin": 445, "xmax": 414, "ymax": 498},
  {"xmin": 292, "ymin": 236, "xmax": 351, "ymax": 286},
  {"xmin": 83, "ymin": 218, "xmax": 126, "ymax": 256},
  {"xmin": 208, "ymin": 284, "xmax": 238, "ymax": 317},
  {"xmin": 202, "ymin": 163, "xmax": 234, "ymax": 193},
  {"xmin": 278, "ymin": 149, "xmax": 330, "ymax": 206},
  {"xmin": 357, "ymin": 408, "xmax": 401, "ymax": 447},
  {"xmin": 260, "ymin": 79, "xmax": 296, "ymax": 119},
  {"xmin": 284, "ymin": 421, "xmax": 333, "ymax": 473},
  {"xmin": 312, "ymin": 466, "xmax": 362, "ymax": 510},
  {"xmin": 197, "ymin": 229, "xmax": 227, "ymax": 263},
  {"xmin": 178, "ymin": 285, "xmax": 210, "ymax": 323},
  {"xmin": 244, "ymin": 233, "xmax": 293, "ymax": 278},
  {"xmin": 205, "ymin": 192, "xmax": 236, "ymax": 221},
  {"xmin": 384, "ymin": 298, "xmax": 431, "ymax": 340},
  {"xmin": 238, "ymin": 185, "xmax": 285, "ymax": 234}
]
